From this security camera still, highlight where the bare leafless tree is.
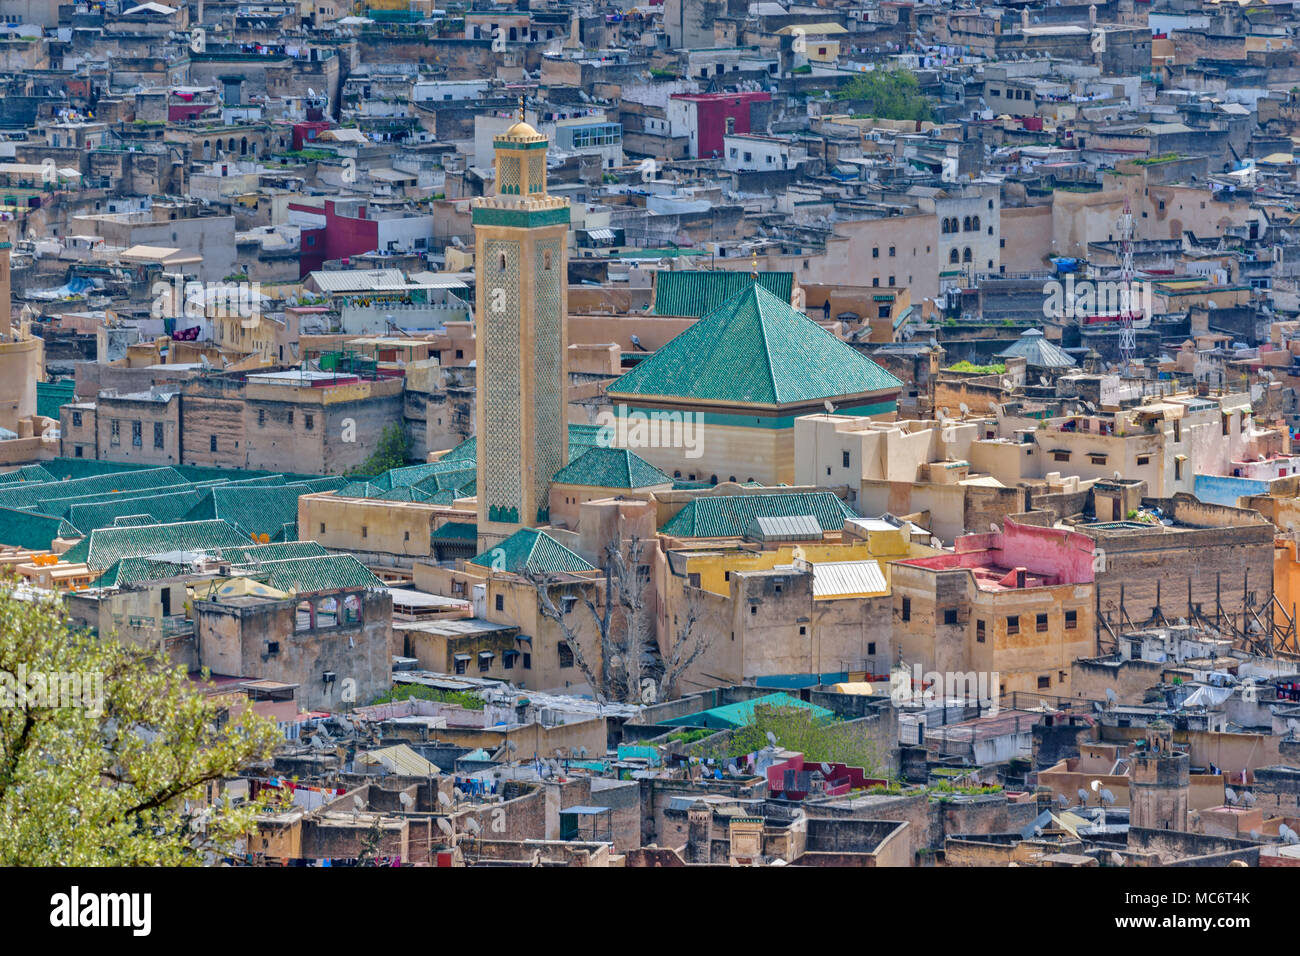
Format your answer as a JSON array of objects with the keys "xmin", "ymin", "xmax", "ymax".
[
  {"xmin": 525, "ymin": 533, "xmax": 657, "ymax": 703},
  {"xmin": 525, "ymin": 532, "xmax": 718, "ymax": 703},
  {"xmin": 659, "ymin": 587, "xmax": 711, "ymax": 701}
]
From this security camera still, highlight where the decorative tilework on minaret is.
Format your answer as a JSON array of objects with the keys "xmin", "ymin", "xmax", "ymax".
[{"xmin": 472, "ymin": 114, "xmax": 570, "ymax": 550}]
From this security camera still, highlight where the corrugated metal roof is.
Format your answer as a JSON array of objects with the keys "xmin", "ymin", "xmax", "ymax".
[
  {"xmin": 745, "ymin": 513, "xmax": 822, "ymax": 541},
  {"xmin": 355, "ymin": 744, "xmax": 440, "ymax": 776},
  {"xmin": 810, "ymin": 559, "xmax": 888, "ymax": 598},
  {"xmin": 307, "ymin": 268, "xmax": 410, "ymax": 293}
]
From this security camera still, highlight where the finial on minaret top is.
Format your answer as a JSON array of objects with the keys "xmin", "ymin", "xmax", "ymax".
[
  {"xmin": 518, "ymin": 92, "xmax": 526, "ymax": 124},
  {"xmin": 751, "ymin": 249, "xmax": 758, "ymax": 279}
]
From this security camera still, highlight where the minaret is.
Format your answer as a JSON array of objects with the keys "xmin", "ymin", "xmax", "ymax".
[
  {"xmin": 1129, "ymin": 720, "xmax": 1190, "ymax": 832},
  {"xmin": 0, "ymin": 221, "xmax": 43, "ymax": 434},
  {"xmin": 472, "ymin": 100, "xmax": 570, "ymax": 550}
]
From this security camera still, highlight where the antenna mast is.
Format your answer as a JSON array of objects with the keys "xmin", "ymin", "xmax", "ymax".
[{"xmin": 1118, "ymin": 195, "xmax": 1136, "ymax": 369}]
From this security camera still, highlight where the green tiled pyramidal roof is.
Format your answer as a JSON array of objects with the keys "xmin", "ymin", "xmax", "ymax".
[
  {"xmin": 61, "ymin": 519, "xmax": 251, "ymax": 571},
  {"xmin": 36, "ymin": 381, "xmax": 76, "ymax": 420},
  {"xmin": 0, "ymin": 506, "xmax": 79, "ymax": 550},
  {"xmin": 214, "ymin": 541, "xmax": 329, "ymax": 564},
  {"xmin": 468, "ymin": 528, "xmax": 596, "ymax": 575},
  {"xmin": 0, "ymin": 466, "xmax": 184, "ymax": 512},
  {"xmin": 187, "ymin": 485, "xmax": 309, "ymax": 538},
  {"xmin": 652, "ymin": 270, "xmax": 793, "ymax": 317},
  {"xmin": 228, "ymin": 554, "xmax": 385, "ymax": 594},
  {"xmin": 609, "ymin": 284, "xmax": 903, "ymax": 407},
  {"xmin": 432, "ymin": 521, "xmax": 478, "ymax": 542},
  {"xmin": 660, "ymin": 491, "xmax": 857, "ymax": 538},
  {"xmin": 68, "ymin": 489, "xmax": 206, "ymax": 534},
  {"xmin": 94, "ymin": 557, "xmax": 189, "ymax": 589},
  {"xmin": 552, "ymin": 446, "xmax": 672, "ymax": 489},
  {"xmin": 0, "ymin": 464, "xmax": 55, "ymax": 485}
]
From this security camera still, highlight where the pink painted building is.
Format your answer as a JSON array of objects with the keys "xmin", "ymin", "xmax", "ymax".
[{"xmin": 891, "ymin": 517, "xmax": 1097, "ymax": 700}]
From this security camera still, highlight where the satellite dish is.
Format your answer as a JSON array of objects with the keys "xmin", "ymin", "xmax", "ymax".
[
  {"xmin": 1039, "ymin": 376, "xmax": 1049, "ymax": 386},
  {"xmin": 398, "ymin": 792, "xmax": 414, "ymax": 808},
  {"xmin": 1100, "ymin": 789, "xmax": 1115, "ymax": 805},
  {"xmin": 465, "ymin": 817, "xmax": 482, "ymax": 835},
  {"xmin": 959, "ymin": 402, "xmax": 970, "ymax": 417},
  {"xmin": 1280, "ymin": 824, "xmax": 1299, "ymax": 844},
  {"xmin": 437, "ymin": 791, "xmax": 451, "ymax": 807},
  {"xmin": 1090, "ymin": 779, "xmax": 1101, "ymax": 792},
  {"xmin": 1105, "ymin": 688, "xmax": 1117, "ymax": 704},
  {"xmin": 1109, "ymin": 851, "xmax": 1125, "ymax": 867},
  {"xmin": 765, "ymin": 731, "xmax": 778, "ymax": 747},
  {"xmin": 454, "ymin": 787, "xmax": 466, "ymax": 801},
  {"xmin": 1077, "ymin": 788, "xmax": 1090, "ymax": 804},
  {"xmin": 436, "ymin": 817, "xmax": 454, "ymax": 836},
  {"xmin": 1225, "ymin": 787, "xmax": 1238, "ymax": 805},
  {"xmin": 1242, "ymin": 791, "xmax": 1256, "ymax": 807},
  {"xmin": 1056, "ymin": 794, "xmax": 1069, "ymax": 806},
  {"xmin": 352, "ymin": 795, "xmax": 364, "ymax": 811},
  {"xmin": 820, "ymin": 763, "xmax": 832, "ymax": 775}
]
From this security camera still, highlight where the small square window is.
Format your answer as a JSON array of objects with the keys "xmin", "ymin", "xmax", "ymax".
[
  {"xmin": 1037, "ymin": 676, "xmax": 1051, "ymax": 690},
  {"xmin": 1036, "ymin": 613, "xmax": 1049, "ymax": 633},
  {"xmin": 902, "ymin": 597, "xmax": 911, "ymax": 622},
  {"xmin": 495, "ymin": 594, "xmax": 504, "ymax": 611},
  {"xmin": 976, "ymin": 619, "xmax": 986, "ymax": 642},
  {"xmin": 943, "ymin": 609, "xmax": 958, "ymax": 625},
  {"xmin": 1065, "ymin": 610, "xmax": 1078, "ymax": 629},
  {"xmin": 1007, "ymin": 615, "xmax": 1020, "ymax": 635}
]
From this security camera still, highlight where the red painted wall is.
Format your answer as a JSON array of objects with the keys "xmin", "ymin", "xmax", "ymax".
[
  {"xmin": 294, "ymin": 200, "xmax": 378, "ymax": 277},
  {"xmin": 673, "ymin": 92, "xmax": 771, "ymax": 159}
]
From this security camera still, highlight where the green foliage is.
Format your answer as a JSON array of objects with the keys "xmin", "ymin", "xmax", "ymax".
[
  {"xmin": 703, "ymin": 705, "xmax": 884, "ymax": 776},
  {"xmin": 929, "ymin": 781, "xmax": 1004, "ymax": 799},
  {"xmin": 1134, "ymin": 153, "xmax": 1181, "ymax": 166},
  {"xmin": 835, "ymin": 70, "xmax": 934, "ymax": 122},
  {"xmin": 945, "ymin": 360, "xmax": 1006, "ymax": 375},
  {"xmin": 370, "ymin": 684, "xmax": 484, "ymax": 710},
  {"xmin": 666, "ymin": 728, "xmax": 714, "ymax": 745},
  {"xmin": 0, "ymin": 578, "xmax": 282, "ymax": 865},
  {"xmin": 350, "ymin": 423, "xmax": 410, "ymax": 477},
  {"xmin": 792, "ymin": 64, "xmax": 812, "ymax": 74}
]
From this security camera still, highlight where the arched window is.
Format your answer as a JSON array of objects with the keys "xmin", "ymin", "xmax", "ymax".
[
  {"xmin": 343, "ymin": 594, "xmax": 362, "ymax": 624},
  {"xmin": 949, "ymin": 248, "xmax": 960, "ymax": 264},
  {"xmin": 543, "ymin": 250, "xmax": 552, "ymax": 271},
  {"xmin": 962, "ymin": 215, "xmax": 972, "ymax": 232},
  {"xmin": 971, "ymin": 215, "xmax": 980, "ymax": 231},
  {"xmin": 498, "ymin": 252, "xmax": 507, "ymax": 272},
  {"xmin": 240, "ymin": 137, "xmax": 248, "ymax": 156},
  {"xmin": 316, "ymin": 596, "xmax": 338, "ymax": 627},
  {"xmin": 962, "ymin": 247, "xmax": 973, "ymax": 263},
  {"xmin": 295, "ymin": 601, "xmax": 313, "ymax": 631}
]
